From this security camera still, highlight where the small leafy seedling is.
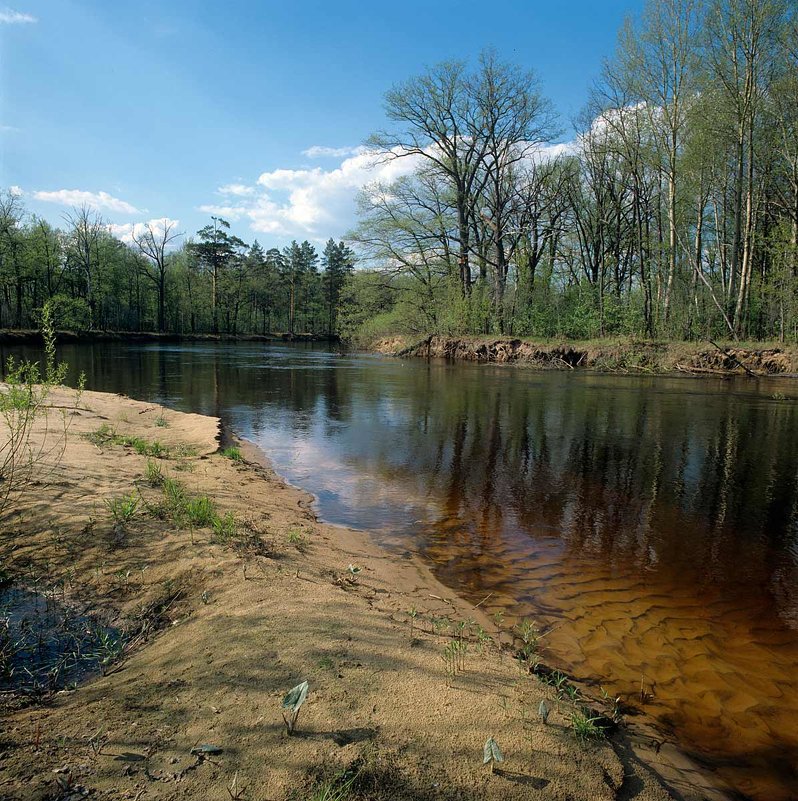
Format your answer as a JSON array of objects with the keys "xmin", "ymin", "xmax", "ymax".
[
  {"xmin": 408, "ymin": 606, "xmax": 418, "ymax": 640},
  {"xmin": 281, "ymin": 680, "xmax": 309, "ymax": 735},
  {"xmin": 483, "ymin": 736, "xmax": 504, "ymax": 773},
  {"xmin": 105, "ymin": 492, "xmax": 140, "ymax": 525},
  {"xmin": 570, "ymin": 709, "xmax": 606, "ymax": 744}
]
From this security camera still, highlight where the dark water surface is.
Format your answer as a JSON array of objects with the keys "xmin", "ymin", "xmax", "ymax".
[{"xmin": 4, "ymin": 341, "xmax": 798, "ymax": 799}]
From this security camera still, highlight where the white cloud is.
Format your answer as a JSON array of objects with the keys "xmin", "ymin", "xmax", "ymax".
[
  {"xmin": 197, "ymin": 203, "xmax": 248, "ymax": 221},
  {"xmin": 0, "ymin": 8, "xmax": 37, "ymax": 23},
  {"xmin": 0, "ymin": 124, "xmax": 20, "ymax": 133},
  {"xmin": 33, "ymin": 188, "xmax": 140, "ymax": 215},
  {"xmin": 8, "ymin": 185, "xmax": 23, "ymax": 196},
  {"xmin": 302, "ymin": 145, "xmax": 366, "ymax": 159},
  {"xmin": 199, "ymin": 148, "xmax": 419, "ymax": 240},
  {"xmin": 533, "ymin": 141, "xmax": 577, "ymax": 161},
  {"xmin": 217, "ymin": 183, "xmax": 256, "ymax": 197},
  {"xmin": 108, "ymin": 217, "xmax": 181, "ymax": 245},
  {"xmin": 204, "ymin": 139, "xmax": 577, "ymax": 242}
]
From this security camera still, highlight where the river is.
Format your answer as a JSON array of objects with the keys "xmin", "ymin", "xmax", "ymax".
[{"xmin": 3, "ymin": 340, "xmax": 798, "ymax": 800}]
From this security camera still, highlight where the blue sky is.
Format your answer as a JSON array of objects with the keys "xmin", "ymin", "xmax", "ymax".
[{"xmin": 1, "ymin": 0, "xmax": 642, "ymax": 248}]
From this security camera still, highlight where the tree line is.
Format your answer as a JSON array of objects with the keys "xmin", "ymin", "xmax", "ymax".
[
  {"xmin": 347, "ymin": 0, "xmax": 798, "ymax": 342},
  {"xmin": 2, "ymin": 0, "xmax": 796, "ymax": 343},
  {"xmin": 0, "ymin": 199, "xmax": 354, "ymax": 336}
]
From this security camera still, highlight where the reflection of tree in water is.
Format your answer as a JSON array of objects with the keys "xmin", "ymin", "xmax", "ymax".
[{"xmin": 5, "ymin": 342, "xmax": 797, "ymax": 608}]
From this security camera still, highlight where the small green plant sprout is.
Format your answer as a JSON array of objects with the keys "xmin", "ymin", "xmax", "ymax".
[
  {"xmin": 287, "ymin": 527, "xmax": 307, "ymax": 551},
  {"xmin": 281, "ymin": 680, "xmax": 309, "ymax": 735},
  {"xmin": 347, "ymin": 564, "xmax": 361, "ymax": 582},
  {"xmin": 483, "ymin": 737, "xmax": 504, "ymax": 773},
  {"xmin": 475, "ymin": 625, "xmax": 492, "ymax": 653},
  {"xmin": 538, "ymin": 699, "xmax": 550, "ymax": 724},
  {"xmin": 105, "ymin": 492, "xmax": 140, "ymax": 526},
  {"xmin": 185, "ymin": 495, "xmax": 216, "ymax": 527},
  {"xmin": 155, "ymin": 415, "xmax": 169, "ymax": 428},
  {"xmin": 491, "ymin": 610, "xmax": 505, "ymax": 627},
  {"xmin": 601, "ymin": 687, "xmax": 624, "ymax": 723},
  {"xmin": 86, "ymin": 727, "xmax": 108, "ymax": 757},
  {"xmin": 145, "ymin": 459, "xmax": 164, "ymax": 487},
  {"xmin": 515, "ymin": 619, "xmax": 540, "ymax": 657},
  {"xmin": 408, "ymin": 606, "xmax": 418, "ymax": 639},
  {"xmin": 570, "ymin": 709, "xmax": 606, "ymax": 744},
  {"xmin": 431, "ymin": 616, "xmax": 447, "ymax": 635},
  {"xmin": 221, "ymin": 446, "xmax": 243, "ymax": 462},
  {"xmin": 212, "ymin": 512, "xmax": 237, "ymax": 541}
]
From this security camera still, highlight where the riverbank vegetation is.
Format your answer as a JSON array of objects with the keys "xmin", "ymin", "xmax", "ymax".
[
  {"xmin": 0, "ymin": 200, "xmax": 354, "ymax": 336},
  {"xmin": 2, "ymin": 0, "xmax": 796, "ymax": 349},
  {"xmin": 346, "ymin": 0, "xmax": 798, "ymax": 344}
]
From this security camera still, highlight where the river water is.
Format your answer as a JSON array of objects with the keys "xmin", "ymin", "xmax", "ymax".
[{"xmin": 3, "ymin": 341, "xmax": 798, "ymax": 800}]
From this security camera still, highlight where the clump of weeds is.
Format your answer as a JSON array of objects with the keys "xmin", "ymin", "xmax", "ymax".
[
  {"xmin": 570, "ymin": 708, "xmax": 607, "ymax": 744},
  {"xmin": 105, "ymin": 492, "xmax": 140, "ymax": 531},
  {"xmin": 287, "ymin": 527, "xmax": 308, "ymax": 553},
  {"xmin": 212, "ymin": 512, "xmax": 237, "ymax": 542},
  {"xmin": 144, "ymin": 459, "xmax": 164, "ymax": 487},
  {"xmin": 221, "ymin": 446, "xmax": 243, "ymax": 462}
]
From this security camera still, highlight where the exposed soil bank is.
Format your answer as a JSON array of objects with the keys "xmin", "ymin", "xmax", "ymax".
[
  {"xmin": 0, "ymin": 388, "xmax": 728, "ymax": 800},
  {"xmin": 0, "ymin": 329, "xmax": 337, "ymax": 345},
  {"xmin": 371, "ymin": 334, "xmax": 798, "ymax": 376}
]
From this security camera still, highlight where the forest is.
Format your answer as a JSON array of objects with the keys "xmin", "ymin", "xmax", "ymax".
[{"xmin": 1, "ymin": 0, "xmax": 797, "ymax": 343}]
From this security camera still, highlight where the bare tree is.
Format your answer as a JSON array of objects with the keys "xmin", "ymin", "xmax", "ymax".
[
  {"xmin": 131, "ymin": 218, "xmax": 182, "ymax": 332},
  {"xmin": 64, "ymin": 205, "xmax": 105, "ymax": 326}
]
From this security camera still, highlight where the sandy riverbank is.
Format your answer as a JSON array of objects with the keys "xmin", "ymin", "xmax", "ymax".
[
  {"xmin": 0, "ymin": 387, "xmax": 724, "ymax": 801},
  {"xmin": 370, "ymin": 335, "xmax": 798, "ymax": 376}
]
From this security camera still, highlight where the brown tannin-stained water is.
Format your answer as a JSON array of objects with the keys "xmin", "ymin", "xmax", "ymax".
[{"xmin": 4, "ymin": 340, "xmax": 798, "ymax": 800}]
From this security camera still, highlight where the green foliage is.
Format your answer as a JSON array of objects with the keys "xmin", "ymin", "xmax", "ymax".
[
  {"xmin": 84, "ymin": 426, "xmax": 185, "ymax": 459},
  {"xmin": 104, "ymin": 492, "xmax": 140, "ymax": 524},
  {"xmin": 38, "ymin": 294, "xmax": 92, "ymax": 331},
  {"xmin": 162, "ymin": 476, "xmax": 186, "ymax": 511},
  {"xmin": 305, "ymin": 768, "xmax": 360, "ymax": 801},
  {"xmin": 211, "ymin": 511, "xmax": 237, "ymax": 541},
  {"xmin": 184, "ymin": 495, "xmax": 217, "ymax": 527},
  {"xmin": 0, "ymin": 300, "xmax": 81, "ymax": 517},
  {"xmin": 221, "ymin": 446, "xmax": 243, "ymax": 462},
  {"xmin": 570, "ymin": 709, "xmax": 606, "ymax": 744},
  {"xmin": 287, "ymin": 527, "xmax": 307, "ymax": 552},
  {"xmin": 144, "ymin": 459, "xmax": 164, "ymax": 487},
  {"xmin": 483, "ymin": 737, "xmax": 504, "ymax": 771}
]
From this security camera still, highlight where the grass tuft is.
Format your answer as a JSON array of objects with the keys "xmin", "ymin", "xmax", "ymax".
[{"xmin": 221, "ymin": 446, "xmax": 243, "ymax": 462}]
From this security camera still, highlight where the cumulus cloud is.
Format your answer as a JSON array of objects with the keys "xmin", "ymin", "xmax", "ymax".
[
  {"xmin": 8, "ymin": 185, "xmax": 23, "ymax": 196},
  {"xmin": 217, "ymin": 183, "xmax": 256, "ymax": 197},
  {"xmin": 108, "ymin": 217, "xmax": 181, "ymax": 245},
  {"xmin": 197, "ymin": 203, "xmax": 248, "ymax": 221},
  {"xmin": 200, "ymin": 147, "xmax": 419, "ymax": 240},
  {"xmin": 33, "ymin": 189, "xmax": 140, "ymax": 215},
  {"xmin": 0, "ymin": 8, "xmax": 37, "ymax": 23},
  {"xmin": 203, "ymin": 138, "xmax": 577, "ymax": 241},
  {"xmin": 302, "ymin": 145, "xmax": 366, "ymax": 159}
]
